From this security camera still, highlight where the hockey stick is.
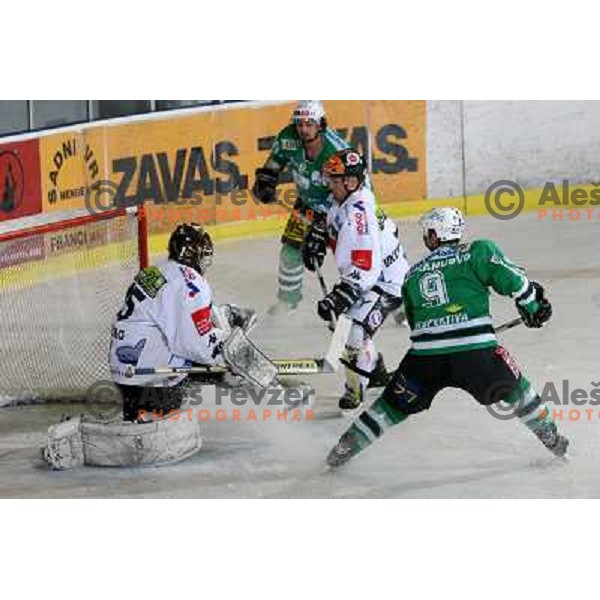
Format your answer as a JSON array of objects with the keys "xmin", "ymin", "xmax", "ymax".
[
  {"xmin": 315, "ymin": 264, "xmax": 337, "ymax": 332},
  {"xmin": 126, "ymin": 358, "xmax": 338, "ymax": 379},
  {"xmin": 315, "ymin": 264, "xmax": 330, "ymax": 300},
  {"xmin": 495, "ymin": 317, "xmax": 523, "ymax": 333},
  {"xmin": 314, "ymin": 264, "xmax": 352, "ymax": 362},
  {"xmin": 126, "ymin": 311, "xmax": 352, "ymax": 380}
]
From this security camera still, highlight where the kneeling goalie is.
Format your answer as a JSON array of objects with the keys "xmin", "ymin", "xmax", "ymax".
[{"xmin": 42, "ymin": 223, "xmax": 256, "ymax": 469}]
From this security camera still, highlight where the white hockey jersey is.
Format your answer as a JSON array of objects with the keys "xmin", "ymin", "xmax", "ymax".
[
  {"xmin": 326, "ymin": 186, "xmax": 408, "ymax": 297},
  {"xmin": 109, "ymin": 259, "xmax": 226, "ymax": 387}
]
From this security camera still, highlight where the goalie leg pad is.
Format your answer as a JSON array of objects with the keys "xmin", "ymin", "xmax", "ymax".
[
  {"xmin": 81, "ymin": 417, "xmax": 202, "ymax": 467},
  {"xmin": 42, "ymin": 415, "xmax": 202, "ymax": 469},
  {"xmin": 42, "ymin": 416, "xmax": 85, "ymax": 470}
]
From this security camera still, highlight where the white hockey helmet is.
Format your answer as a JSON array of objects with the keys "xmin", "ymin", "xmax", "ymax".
[
  {"xmin": 292, "ymin": 100, "xmax": 326, "ymax": 124},
  {"xmin": 419, "ymin": 207, "xmax": 465, "ymax": 243}
]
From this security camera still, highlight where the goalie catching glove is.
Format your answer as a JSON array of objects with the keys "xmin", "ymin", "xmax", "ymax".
[
  {"xmin": 211, "ymin": 304, "xmax": 257, "ymax": 336},
  {"xmin": 515, "ymin": 281, "xmax": 552, "ymax": 328},
  {"xmin": 317, "ymin": 281, "xmax": 361, "ymax": 322},
  {"xmin": 252, "ymin": 167, "xmax": 278, "ymax": 204},
  {"xmin": 302, "ymin": 217, "xmax": 329, "ymax": 272}
]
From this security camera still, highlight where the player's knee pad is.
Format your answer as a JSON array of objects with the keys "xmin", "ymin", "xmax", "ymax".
[
  {"xmin": 341, "ymin": 340, "xmax": 376, "ymax": 379},
  {"xmin": 382, "ymin": 369, "xmax": 431, "ymax": 416},
  {"xmin": 346, "ymin": 322, "xmax": 367, "ymax": 350}
]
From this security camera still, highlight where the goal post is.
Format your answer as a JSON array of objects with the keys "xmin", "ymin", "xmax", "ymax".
[{"xmin": 0, "ymin": 205, "xmax": 148, "ymax": 406}]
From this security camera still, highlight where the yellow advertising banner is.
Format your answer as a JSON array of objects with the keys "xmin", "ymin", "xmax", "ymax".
[{"xmin": 39, "ymin": 101, "xmax": 426, "ymax": 233}]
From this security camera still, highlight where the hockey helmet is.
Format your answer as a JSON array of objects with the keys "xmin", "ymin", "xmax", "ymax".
[
  {"xmin": 419, "ymin": 207, "xmax": 465, "ymax": 243},
  {"xmin": 292, "ymin": 100, "xmax": 326, "ymax": 126},
  {"xmin": 323, "ymin": 149, "xmax": 367, "ymax": 184},
  {"xmin": 168, "ymin": 223, "xmax": 214, "ymax": 274}
]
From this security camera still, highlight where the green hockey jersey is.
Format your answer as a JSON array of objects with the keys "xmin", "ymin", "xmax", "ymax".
[
  {"xmin": 267, "ymin": 124, "xmax": 349, "ymax": 214},
  {"xmin": 402, "ymin": 239, "xmax": 541, "ymax": 355}
]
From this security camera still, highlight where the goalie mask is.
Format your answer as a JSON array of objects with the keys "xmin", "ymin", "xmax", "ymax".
[
  {"xmin": 168, "ymin": 223, "xmax": 214, "ymax": 274},
  {"xmin": 419, "ymin": 208, "xmax": 465, "ymax": 248}
]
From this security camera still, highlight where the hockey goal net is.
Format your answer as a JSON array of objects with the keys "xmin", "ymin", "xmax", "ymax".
[{"xmin": 0, "ymin": 206, "xmax": 148, "ymax": 406}]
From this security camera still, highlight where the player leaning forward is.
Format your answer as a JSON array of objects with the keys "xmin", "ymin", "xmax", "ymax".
[
  {"xmin": 42, "ymin": 223, "xmax": 256, "ymax": 469},
  {"xmin": 304, "ymin": 149, "xmax": 409, "ymax": 411},
  {"xmin": 326, "ymin": 207, "xmax": 569, "ymax": 467}
]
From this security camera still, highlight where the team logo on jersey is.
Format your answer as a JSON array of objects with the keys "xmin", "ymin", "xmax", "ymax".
[
  {"xmin": 181, "ymin": 266, "xmax": 197, "ymax": 280},
  {"xmin": 351, "ymin": 249, "xmax": 372, "ymax": 270},
  {"xmin": 179, "ymin": 266, "xmax": 201, "ymax": 299},
  {"xmin": 355, "ymin": 211, "xmax": 367, "ymax": 235},
  {"xmin": 281, "ymin": 139, "xmax": 300, "ymax": 151},
  {"xmin": 445, "ymin": 303, "xmax": 463, "ymax": 314},
  {"xmin": 186, "ymin": 280, "xmax": 201, "ymax": 299},
  {"xmin": 368, "ymin": 309, "xmax": 383, "ymax": 330},
  {"xmin": 353, "ymin": 201, "xmax": 368, "ymax": 235},
  {"xmin": 191, "ymin": 306, "xmax": 213, "ymax": 336},
  {"xmin": 115, "ymin": 339, "xmax": 146, "ymax": 366}
]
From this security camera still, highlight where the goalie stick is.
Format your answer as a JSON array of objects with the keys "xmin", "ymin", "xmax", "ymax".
[
  {"xmin": 125, "ymin": 314, "xmax": 352, "ymax": 380},
  {"xmin": 128, "ymin": 318, "xmax": 523, "ymax": 379},
  {"xmin": 127, "ymin": 358, "xmax": 335, "ymax": 378}
]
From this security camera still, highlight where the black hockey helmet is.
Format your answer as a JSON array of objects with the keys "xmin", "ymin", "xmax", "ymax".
[
  {"xmin": 168, "ymin": 223, "xmax": 213, "ymax": 274},
  {"xmin": 323, "ymin": 148, "xmax": 366, "ymax": 184}
]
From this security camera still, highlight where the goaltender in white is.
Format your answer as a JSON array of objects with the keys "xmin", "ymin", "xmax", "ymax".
[{"xmin": 42, "ymin": 223, "xmax": 257, "ymax": 470}]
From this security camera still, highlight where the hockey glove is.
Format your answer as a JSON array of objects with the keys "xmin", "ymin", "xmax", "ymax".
[
  {"xmin": 226, "ymin": 305, "xmax": 258, "ymax": 333},
  {"xmin": 302, "ymin": 217, "xmax": 329, "ymax": 272},
  {"xmin": 252, "ymin": 167, "xmax": 278, "ymax": 204},
  {"xmin": 516, "ymin": 281, "xmax": 552, "ymax": 328},
  {"xmin": 317, "ymin": 281, "xmax": 361, "ymax": 322}
]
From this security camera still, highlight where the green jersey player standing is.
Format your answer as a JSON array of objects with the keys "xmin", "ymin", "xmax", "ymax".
[
  {"xmin": 252, "ymin": 100, "xmax": 349, "ymax": 314},
  {"xmin": 326, "ymin": 207, "xmax": 569, "ymax": 468}
]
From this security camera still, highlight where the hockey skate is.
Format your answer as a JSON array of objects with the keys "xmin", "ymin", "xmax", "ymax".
[
  {"xmin": 338, "ymin": 385, "xmax": 363, "ymax": 414},
  {"xmin": 534, "ymin": 422, "xmax": 569, "ymax": 457},
  {"xmin": 326, "ymin": 426, "xmax": 369, "ymax": 468}
]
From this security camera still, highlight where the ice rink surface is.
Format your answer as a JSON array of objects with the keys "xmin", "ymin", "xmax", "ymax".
[{"xmin": 1, "ymin": 211, "xmax": 599, "ymax": 498}]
